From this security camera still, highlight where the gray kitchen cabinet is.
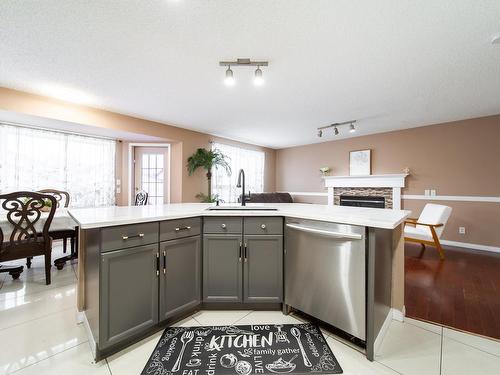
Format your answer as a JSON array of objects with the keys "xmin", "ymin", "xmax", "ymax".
[
  {"xmin": 203, "ymin": 234, "xmax": 243, "ymax": 302},
  {"xmin": 100, "ymin": 243, "xmax": 159, "ymax": 350},
  {"xmin": 243, "ymin": 234, "xmax": 283, "ymax": 303},
  {"xmin": 159, "ymin": 236, "xmax": 201, "ymax": 320}
]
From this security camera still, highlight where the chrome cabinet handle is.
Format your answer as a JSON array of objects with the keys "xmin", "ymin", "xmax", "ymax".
[
  {"xmin": 244, "ymin": 243, "xmax": 248, "ymax": 262},
  {"xmin": 163, "ymin": 250, "xmax": 166, "ymax": 275},
  {"xmin": 122, "ymin": 233, "xmax": 145, "ymax": 240},
  {"xmin": 175, "ymin": 226, "xmax": 191, "ymax": 231},
  {"xmin": 239, "ymin": 242, "xmax": 242, "ymax": 262},
  {"xmin": 156, "ymin": 253, "xmax": 160, "ymax": 276},
  {"xmin": 221, "ymin": 223, "xmax": 227, "ymax": 229},
  {"xmin": 260, "ymin": 224, "xmax": 266, "ymax": 229}
]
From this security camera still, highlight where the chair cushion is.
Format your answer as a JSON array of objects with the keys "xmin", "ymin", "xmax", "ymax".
[
  {"xmin": 404, "ymin": 225, "xmax": 432, "ymax": 241},
  {"xmin": 416, "ymin": 203, "xmax": 452, "ymax": 238},
  {"xmin": 248, "ymin": 192, "xmax": 294, "ymax": 203}
]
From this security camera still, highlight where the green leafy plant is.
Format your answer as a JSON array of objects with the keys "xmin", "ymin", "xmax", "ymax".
[{"xmin": 187, "ymin": 148, "xmax": 231, "ymax": 202}]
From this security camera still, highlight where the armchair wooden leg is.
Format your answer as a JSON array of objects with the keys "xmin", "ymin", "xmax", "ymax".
[
  {"xmin": 26, "ymin": 257, "xmax": 33, "ymax": 269},
  {"xmin": 63, "ymin": 238, "xmax": 67, "ymax": 253},
  {"xmin": 44, "ymin": 254, "xmax": 51, "ymax": 285},
  {"xmin": 430, "ymin": 226, "xmax": 445, "ymax": 260}
]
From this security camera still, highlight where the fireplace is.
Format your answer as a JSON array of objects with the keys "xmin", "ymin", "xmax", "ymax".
[
  {"xmin": 323, "ymin": 174, "xmax": 408, "ymax": 210},
  {"xmin": 340, "ymin": 195, "xmax": 385, "ymax": 208}
]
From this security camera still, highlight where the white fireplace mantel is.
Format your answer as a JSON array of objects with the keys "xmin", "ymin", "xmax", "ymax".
[{"xmin": 323, "ymin": 174, "xmax": 408, "ymax": 209}]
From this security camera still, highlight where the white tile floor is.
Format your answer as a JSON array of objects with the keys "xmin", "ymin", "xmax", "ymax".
[{"xmin": 1, "ymin": 244, "xmax": 499, "ymax": 375}]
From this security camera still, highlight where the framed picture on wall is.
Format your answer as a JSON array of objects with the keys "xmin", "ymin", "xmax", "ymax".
[{"xmin": 349, "ymin": 149, "xmax": 371, "ymax": 176}]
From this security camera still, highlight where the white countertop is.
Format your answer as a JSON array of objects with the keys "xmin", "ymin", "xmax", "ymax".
[{"xmin": 68, "ymin": 203, "xmax": 410, "ymax": 230}]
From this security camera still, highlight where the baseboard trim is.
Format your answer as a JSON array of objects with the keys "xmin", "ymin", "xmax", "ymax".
[
  {"xmin": 374, "ymin": 308, "xmax": 393, "ymax": 354},
  {"xmin": 392, "ymin": 307, "xmax": 405, "ymax": 322},
  {"xmin": 441, "ymin": 240, "xmax": 500, "ymax": 254},
  {"xmin": 82, "ymin": 312, "xmax": 97, "ymax": 360}
]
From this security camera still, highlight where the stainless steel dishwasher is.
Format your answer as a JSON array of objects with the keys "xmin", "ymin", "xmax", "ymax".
[{"xmin": 284, "ymin": 218, "xmax": 367, "ymax": 341}]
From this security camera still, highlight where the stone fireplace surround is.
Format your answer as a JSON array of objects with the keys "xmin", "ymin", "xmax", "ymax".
[{"xmin": 323, "ymin": 174, "xmax": 408, "ymax": 210}]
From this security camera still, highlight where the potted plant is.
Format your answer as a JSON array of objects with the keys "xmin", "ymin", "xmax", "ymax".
[{"xmin": 187, "ymin": 148, "xmax": 231, "ymax": 202}]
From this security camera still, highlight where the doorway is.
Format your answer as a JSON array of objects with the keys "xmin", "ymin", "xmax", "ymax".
[{"xmin": 131, "ymin": 145, "xmax": 170, "ymax": 205}]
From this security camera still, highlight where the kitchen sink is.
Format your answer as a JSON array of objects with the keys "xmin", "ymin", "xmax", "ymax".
[{"xmin": 206, "ymin": 206, "xmax": 278, "ymax": 211}]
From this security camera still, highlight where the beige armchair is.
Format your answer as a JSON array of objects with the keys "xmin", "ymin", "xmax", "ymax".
[{"xmin": 404, "ymin": 203, "xmax": 452, "ymax": 259}]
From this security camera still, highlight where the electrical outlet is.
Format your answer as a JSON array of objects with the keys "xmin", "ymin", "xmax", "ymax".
[
  {"xmin": 459, "ymin": 227, "xmax": 466, "ymax": 235},
  {"xmin": 430, "ymin": 189, "xmax": 437, "ymax": 196},
  {"xmin": 424, "ymin": 189, "xmax": 430, "ymax": 196},
  {"xmin": 116, "ymin": 187, "xmax": 121, "ymax": 194}
]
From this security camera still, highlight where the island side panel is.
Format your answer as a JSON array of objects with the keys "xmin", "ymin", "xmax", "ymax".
[
  {"xmin": 366, "ymin": 227, "xmax": 393, "ymax": 361},
  {"xmin": 391, "ymin": 223, "xmax": 405, "ymax": 315}
]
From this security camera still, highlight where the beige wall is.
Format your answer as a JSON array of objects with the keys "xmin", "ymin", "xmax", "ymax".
[
  {"xmin": 0, "ymin": 87, "xmax": 276, "ymax": 203},
  {"xmin": 276, "ymin": 116, "xmax": 500, "ymax": 247}
]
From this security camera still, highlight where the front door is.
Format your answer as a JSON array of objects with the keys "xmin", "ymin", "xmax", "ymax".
[{"xmin": 133, "ymin": 146, "xmax": 169, "ymax": 205}]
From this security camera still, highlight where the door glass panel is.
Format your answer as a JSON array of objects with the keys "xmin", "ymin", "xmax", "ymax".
[{"xmin": 139, "ymin": 152, "xmax": 165, "ymax": 205}]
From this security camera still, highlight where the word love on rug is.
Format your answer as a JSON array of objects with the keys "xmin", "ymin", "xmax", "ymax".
[{"xmin": 142, "ymin": 323, "xmax": 342, "ymax": 375}]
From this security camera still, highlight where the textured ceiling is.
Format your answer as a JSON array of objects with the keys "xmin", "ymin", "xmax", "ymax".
[{"xmin": 1, "ymin": 0, "xmax": 500, "ymax": 148}]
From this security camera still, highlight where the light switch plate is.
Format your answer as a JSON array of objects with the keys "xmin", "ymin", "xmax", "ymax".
[
  {"xmin": 116, "ymin": 179, "xmax": 121, "ymax": 186},
  {"xmin": 116, "ymin": 187, "xmax": 121, "ymax": 194},
  {"xmin": 424, "ymin": 189, "xmax": 430, "ymax": 196},
  {"xmin": 459, "ymin": 227, "xmax": 466, "ymax": 234},
  {"xmin": 430, "ymin": 189, "xmax": 437, "ymax": 196}
]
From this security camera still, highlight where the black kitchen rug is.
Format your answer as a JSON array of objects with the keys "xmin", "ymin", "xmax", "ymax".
[{"xmin": 142, "ymin": 323, "xmax": 343, "ymax": 375}]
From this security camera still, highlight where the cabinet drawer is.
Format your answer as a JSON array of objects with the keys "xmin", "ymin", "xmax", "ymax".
[
  {"xmin": 101, "ymin": 222, "xmax": 159, "ymax": 252},
  {"xmin": 160, "ymin": 217, "xmax": 201, "ymax": 241},
  {"xmin": 244, "ymin": 217, "xmax": 283, "ymax": 235},
  {"xmin": 203, "ymin": 217, "xmax": 242, "ymax": 234}
]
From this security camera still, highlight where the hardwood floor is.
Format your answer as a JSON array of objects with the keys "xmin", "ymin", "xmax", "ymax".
[{"xmin": 405, "ymin": 242, "xmax": 500, "ymax": 340}]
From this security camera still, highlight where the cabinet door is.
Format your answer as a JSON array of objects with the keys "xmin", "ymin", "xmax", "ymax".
[
  {"xmin": 100, "ymin": 244, "xmax": 159, "ymax": 349},
  {"xmin": 159, "ymin": 236, "xmax": 201, "ymax": 321},
  {"xmin": 243, "ymin": 235, "xmax": 283, "ymax": 303},
  {"xmin": 203, "ymin": 234, "xmax": 243, "ymax": 302}
]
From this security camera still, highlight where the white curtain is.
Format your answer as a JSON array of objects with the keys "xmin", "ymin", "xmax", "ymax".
[
  {"xmin": 0, "ymin": 123, "xmax": 116, "ymax": 208},
  {"xmin": 211, "ymin": 142, "xmax": 265, "ymax": 203}
]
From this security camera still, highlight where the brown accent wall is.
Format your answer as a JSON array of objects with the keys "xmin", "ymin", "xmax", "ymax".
[
  {"xmin": 276, "ymin": 116, "xmax": 500, "ymax": 247},
  {"xmin": 0, "ymin": 87, "xmax": 276, "ymax": 203}
]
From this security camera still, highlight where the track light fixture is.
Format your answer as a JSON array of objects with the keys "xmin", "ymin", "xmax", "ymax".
[
  {"xmin": 254, "ymin": 66, "xmax": 264, "ymax": 86},
  {"xmin": 219, "ymin": 58, "xmax": 268, "ymax": 86},
  {"xmin": 317, "ymin": 120, "xmax": 357, "ymax": 138},
  {"xmin": 224, "ymin": 66, "xmax": 235, "ymax": 86}
]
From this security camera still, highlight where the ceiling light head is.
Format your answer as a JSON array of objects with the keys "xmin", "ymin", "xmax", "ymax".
[
  {"xmin": 254, "ymin": 66, "xmax": 264, "ymax": 86},
  {"xmin": 334, "ymin": 126, "xmax": 339, "ymax": 136},
  {"xmin": 492, "ymin": 33, "xmax": 500, "ymax": 45},
  {"xmin": 317, "ymin": 129, "xmax": 323, "ymax": 138},
  {"xmin": 349, "ymin": 123, "xmax": 356, "ymax": 133},
  {"xmin": 224, "ymin": 66, "xmax": 235, "ymax": 86}
]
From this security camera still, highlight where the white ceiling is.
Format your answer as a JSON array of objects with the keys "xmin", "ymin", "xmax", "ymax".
[{"xmin": 1, "ymin": 0, "xmax": 500, "ymax": 149}]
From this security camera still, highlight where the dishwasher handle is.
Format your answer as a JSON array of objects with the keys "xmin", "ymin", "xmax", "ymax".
[{"xmin": 286, "ymin": 223, "xmax": 364, "ymax": 240}]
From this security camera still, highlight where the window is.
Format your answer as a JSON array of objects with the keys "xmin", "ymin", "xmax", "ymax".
[
  {"xmin": 0, "ymin": 123, "xmax": 116, "ymax": 208},
  {"xmin": 211, "ymin": 142, "xmax": 265, "ymax": 203}
]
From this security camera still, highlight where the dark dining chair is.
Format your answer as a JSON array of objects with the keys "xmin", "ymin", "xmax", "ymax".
[
  {"xmin": 135, "ymin": 190, "xmax": 149, "ymax": 206},
  {"xmin": 0, "ymin": 191, "xmax": 56, "ymax": 284},
  {"xmin": 37, "ymin": 189, "xmax": 75, "ymax": 255}
]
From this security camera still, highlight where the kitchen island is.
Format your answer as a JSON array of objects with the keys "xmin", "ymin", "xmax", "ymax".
[{"xmin": 69, "ymin": 203, "xmax": 410, "ymax": 362}]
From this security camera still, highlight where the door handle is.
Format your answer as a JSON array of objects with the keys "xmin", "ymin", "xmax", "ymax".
[
  {"xmin": 244, "ymin": 243, "xmax": 248, "ymax": 262},
  {"xmin": 239, "ymin": 242, "xmax": 242, "ymax": 263},
  {"xmin": 163, "ymin": 250, "xmax": 166, "ymax": 275},
  {"xmin": 285, "ymin": 223, "xmax": 363, "ymax": 240}
]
